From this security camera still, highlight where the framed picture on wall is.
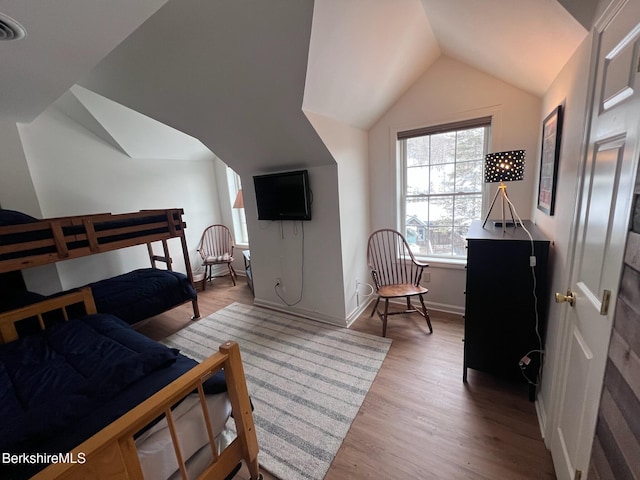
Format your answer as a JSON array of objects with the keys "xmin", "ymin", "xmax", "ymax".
[{"xmin": 537, "ymin": 104, "xmax": 563, "ymax": 215}]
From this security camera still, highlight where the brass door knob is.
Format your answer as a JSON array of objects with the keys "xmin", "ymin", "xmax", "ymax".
[{"xmin": 555, "ymin": 289, "xmax": 576, "ymax": 306}]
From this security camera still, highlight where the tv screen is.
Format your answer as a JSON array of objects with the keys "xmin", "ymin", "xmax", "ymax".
[{"xmin": 253, "ymin": 170, "xmax": 312, "ymax": 221}]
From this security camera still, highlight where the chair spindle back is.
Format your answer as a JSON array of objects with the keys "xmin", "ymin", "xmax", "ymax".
[
  {"xmin": 198, "ymin": 225, "xmax": 234, "ymax": 260},
  {"xmin": 367, "ymin": 229, "xmax": 424, "ymax": 289}
]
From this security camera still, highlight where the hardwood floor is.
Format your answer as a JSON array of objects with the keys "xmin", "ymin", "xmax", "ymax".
[{"xmin": 139, "ymin": 278, "xmax": 556, "ymax": 480}]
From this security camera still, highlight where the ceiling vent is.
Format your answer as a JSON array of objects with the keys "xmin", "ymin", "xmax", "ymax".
[{"xmin": 0, "ymin": 13, "xmax": 26, "ymax": 41}]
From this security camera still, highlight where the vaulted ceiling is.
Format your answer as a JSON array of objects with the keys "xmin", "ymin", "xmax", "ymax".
[
  {"xmin": 1, "ymin": 0, "xmax": 588, "ymax": 170},
  {"xmin": 304, "ymin": 0, "xmax": 587, "ymax": 129}
]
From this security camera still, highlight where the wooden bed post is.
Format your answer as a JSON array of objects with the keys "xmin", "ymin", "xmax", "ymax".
[
  {"xmin": 179, "ymin": 233, "xmax": 200, "ymax": 320},
  {"xmin": 219, "ymin": 341, "xmax": 261, "ymax": 480},
  {"xmin": 50, "ymin": 220, "xmax": 70, "ymax": 258},
  {"xmin": 180, "ymin": 232, "xmax": 195, "ymax": 284}
]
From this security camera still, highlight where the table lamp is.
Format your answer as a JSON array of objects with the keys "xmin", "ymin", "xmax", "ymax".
[
  {"xmin": 482, "ymin": 150, "xmax": 525, "ymax": 232},
  {"xmin": 232, "ymin": 189, "xmax": 244, "ymax": 209}
]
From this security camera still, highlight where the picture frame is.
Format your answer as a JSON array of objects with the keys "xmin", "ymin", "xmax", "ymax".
[{"xmin": 537, "ymin": 104, "xmax": 563, "ymax": 215}]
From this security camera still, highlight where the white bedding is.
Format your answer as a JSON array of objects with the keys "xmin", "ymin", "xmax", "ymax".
[{"xmin": 135, "ymin": 392, "xmax": 232, "ymax": 480}]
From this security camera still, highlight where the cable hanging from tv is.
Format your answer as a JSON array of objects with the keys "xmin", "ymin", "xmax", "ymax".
[{"xmin": 274, "ymin": 221, "xmax": 305, "ymax": 307}]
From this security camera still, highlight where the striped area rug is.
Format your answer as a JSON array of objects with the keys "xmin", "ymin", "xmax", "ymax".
[{"xmin": 161, "ymin": 302, "xmax": 392, "ymax": 480}]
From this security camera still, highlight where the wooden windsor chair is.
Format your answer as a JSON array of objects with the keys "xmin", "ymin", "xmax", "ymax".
[
  {"xmin": 367, "ymin": 229, "xmax": 433, "ymax": 337},
  {"xmin": 197, "ymin": 224, "xmax": 237, "ymax": 286}
]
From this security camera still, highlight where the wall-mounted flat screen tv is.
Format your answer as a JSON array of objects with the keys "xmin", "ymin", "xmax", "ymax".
[{"xmin": 253, "ymin": 170, "xmax": 312, "ymax": 221}]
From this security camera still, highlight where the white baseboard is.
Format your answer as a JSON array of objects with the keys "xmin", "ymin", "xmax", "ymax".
[
  {"xmin": 252, "ymin": 295, "xmax": 463, "ymax": 330},
  {"xmin": 426, "ymin": 301, "xmax": 464, "ymax": 317},
  {"xmin": 345, "ymin": 297, "xmax": 375, "ymax": 327},
  {"xmin": 252, "ymin": 298, "xmax": 349, "ymax": 327}
]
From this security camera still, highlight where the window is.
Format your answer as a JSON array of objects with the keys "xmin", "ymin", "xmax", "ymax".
[
  {"xmin": 227, "ymin": 168, "xmax": 249, "ymax": 245},
  {"xmin": 399, "ymin": 117, "xmax": 491, "ymax": 259}
]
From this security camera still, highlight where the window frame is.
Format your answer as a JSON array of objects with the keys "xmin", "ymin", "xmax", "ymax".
[{"xmin": 397, "ymin": 117, "xmax": 492, "ymax": 262}]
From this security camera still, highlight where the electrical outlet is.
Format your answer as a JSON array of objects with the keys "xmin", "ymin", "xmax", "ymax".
[
  {"xmin": 423, "ymin": 271, "xmax": 431, "ymax": 283},
  {"xmin": 275, "ymin": 277, "xmax": 281, "ymax": 286}
]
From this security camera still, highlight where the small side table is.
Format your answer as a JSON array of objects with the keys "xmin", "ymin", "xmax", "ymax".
[{"xmin": 242, "ymin": 250, "xmax": 254, "ymax": 295}]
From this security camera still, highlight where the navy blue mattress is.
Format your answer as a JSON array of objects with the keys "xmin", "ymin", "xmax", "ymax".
[
  {"xmin": 0, "ymin": 268, "xmax": 197, "ymax": 326},
  {"xmin": 0, "ymin": 313, "xmax": 226, "ymax": 479},
  {"xmin": 89, "ymin": 268, "xmax": 197, "ymax": 325}
]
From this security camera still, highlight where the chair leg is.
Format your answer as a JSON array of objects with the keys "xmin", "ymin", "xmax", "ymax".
[
  {"xmin": 228, "ymin": 264, "xmax": 236, "ymax": 286},
  {"xmin": 382, "ymin": 299, "xmax": 389, "ymax": 337},
  {"xmin": 418, "ymin": 294, "xmax": 432, "ymax": 333},
  {"xmin": 370, "ymin": 297, "xmax": 380, "ymax": 318}
]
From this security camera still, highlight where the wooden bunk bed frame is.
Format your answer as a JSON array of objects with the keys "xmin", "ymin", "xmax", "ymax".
[
  {"xmin": 0, "ymin": 288, "xmax": 261, "ymax": 480},
  {"xmin": 0, "ymin": 208, "xmax": 200, "ymax": 318}
]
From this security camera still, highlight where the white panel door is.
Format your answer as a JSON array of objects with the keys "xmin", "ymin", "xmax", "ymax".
[{"xmin": 550, "ymin": 1, "xmax": 640, "ymax": 479}]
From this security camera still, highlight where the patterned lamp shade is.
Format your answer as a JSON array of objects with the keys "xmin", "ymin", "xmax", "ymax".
[{"xmin": 484, "ymin": 150, "xmax": 525, "ymax": 183}]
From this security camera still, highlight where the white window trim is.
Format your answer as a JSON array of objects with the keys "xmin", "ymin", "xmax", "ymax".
[{"xmin": 394, "ymin": 111, "xmax": 500, "ymax": 264}]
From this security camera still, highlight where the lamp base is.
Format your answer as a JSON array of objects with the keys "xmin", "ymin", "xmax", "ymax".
[{"xmin": 483, "ymin": 182, "xmax": 518, "ymax": 233}]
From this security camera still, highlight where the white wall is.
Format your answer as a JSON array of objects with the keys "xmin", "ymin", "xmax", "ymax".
[
  {"xmin": 533, "ymin": 34, "xmax": 593, "ymax": 438},
  {"xmin": 17, "ymin": 101, "xmax": 223, "ymax": 293},
  {"xmin": 0, "ymin": 118, "xmax": 64, "ymax": 294},
  {"xmin": 248, "ymin": 164, "xmax": 348, "ymax": 325},
  {"xmin": 63, "ymin": 85, "xmax": 215, "ymax": 162},
  {"xmin": 368, "ymin": 55, "xmax": 542, "ymax": 313},
  {"xmin": 0, "ymin": 119, "xmax": 41, "ymax": 216},
  {"xmin": 304, "ymin": 111, "xmax": 372, "ymax": 321}
]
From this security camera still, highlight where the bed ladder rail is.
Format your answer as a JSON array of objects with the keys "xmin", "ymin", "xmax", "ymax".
[
  {"xmin": 146, "ymin": 238, "xmax": 200, "ymax": 320},
  {"xmin": 147, "ymin": 239, "xmax": 173, "ymax": 270}
]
